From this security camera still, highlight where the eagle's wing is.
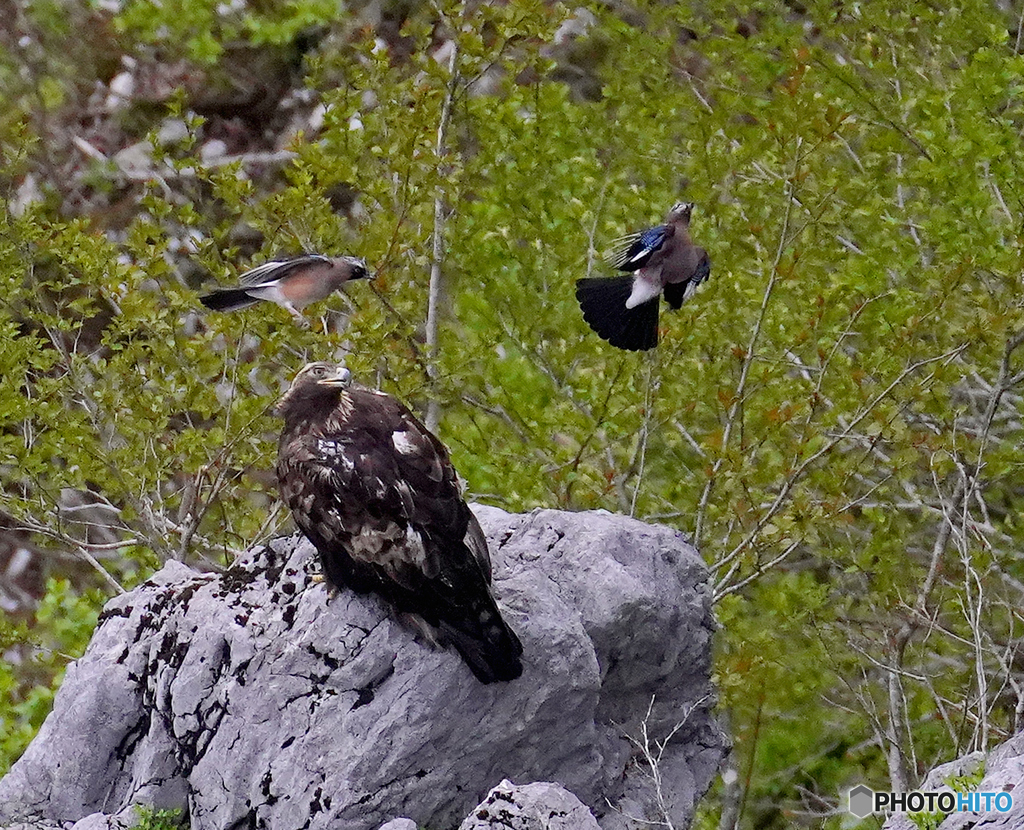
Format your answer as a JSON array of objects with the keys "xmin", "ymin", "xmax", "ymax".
[
  {"xmin": 277, "ymin": 388, "xmax": 482, "ymax": 590},
  {"xmin": 366, "ymin": 405, "xmax": 498, "ymax": 598}
]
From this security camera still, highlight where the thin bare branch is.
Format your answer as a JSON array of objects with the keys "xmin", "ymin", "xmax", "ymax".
[{"xmin": 425, "ymin": 21, "xmax": 461, "ymax": 432}]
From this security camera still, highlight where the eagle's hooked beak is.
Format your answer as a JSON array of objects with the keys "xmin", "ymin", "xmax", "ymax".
[{"xmin": 317, "ymin": 365, "xmax": 352, "ymax": 388}]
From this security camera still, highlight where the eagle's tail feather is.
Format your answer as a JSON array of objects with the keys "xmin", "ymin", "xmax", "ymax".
[
  {"xmin": 200, "ymin": 287, "xmax": 260, "ymax": 312},
  {"xmin": 438, "ymin": 593, "xmax": 523, "ymax": 684},
  {"xmin": 576, "ymin": 276, "xmax": 659, "ymax": 351}
]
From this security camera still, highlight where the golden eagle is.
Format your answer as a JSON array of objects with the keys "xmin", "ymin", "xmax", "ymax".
[{"xmin": 275, "ymin": 362, "xmax": 523, "ymax": 684}]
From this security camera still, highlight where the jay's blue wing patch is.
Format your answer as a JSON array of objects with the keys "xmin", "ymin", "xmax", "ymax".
[{"xmin": 607, "ymin": 224, "xmax": 672, "ymax": 271}]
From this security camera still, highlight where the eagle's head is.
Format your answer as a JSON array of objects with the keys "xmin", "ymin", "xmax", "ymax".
[
  {"xmin": 667, "ymin": 202, "xmax": 694, "ymax": 223},
  {"xmin": 276, "ymin": 362, "xmax": 353, "ymax": 421}
]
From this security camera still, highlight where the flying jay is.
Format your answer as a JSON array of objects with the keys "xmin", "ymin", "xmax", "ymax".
[
  {"xmin": 576, "ymin": 202, "xmax": 710, "ymax": 351},
  {"xmin": 200, "ymin": 254, "xmax": 370, "ymax": 325}
]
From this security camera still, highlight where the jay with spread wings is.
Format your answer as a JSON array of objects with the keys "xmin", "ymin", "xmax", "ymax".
[
  {"xmin": 200, "ymin": 254, "xmax": 370, "ymax": 325},
  {"xmin": 576, "ymin": 202, "xmax": 711, "ymax": 351},
  {"xmin": 275, "ymin": 362, "xmax": 523, "ymax": 684}
]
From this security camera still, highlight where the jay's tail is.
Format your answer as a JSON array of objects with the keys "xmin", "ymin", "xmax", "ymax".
[
  {"xmin": 200, "ymin": 287, "xmax": 260, "ymax": 313},
  {"xmin": 576, "ymin": 276, "xmax": 660, "ymax": 351}
]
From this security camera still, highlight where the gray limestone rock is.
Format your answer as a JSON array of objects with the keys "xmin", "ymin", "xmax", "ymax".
[
  {"xmin": 459, "ymin": 779, "xmax": 601, "ymax": 829},
  {"xmin": 376, "ymin": 820, "xmax": 418, "ymax": 830},
  {"xmin": 882, "ymin": 734, "xmax": 1024, "ymax": 830},
  {"xmin": 0, "ymin": 507, "xmax": 724, "ymax": 830}
]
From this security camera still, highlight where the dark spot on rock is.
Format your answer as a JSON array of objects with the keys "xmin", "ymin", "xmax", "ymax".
[
  {"xmin": 260, "ymin": 768, "xmax": 276, "ymax": 805},
  {"xmin": 352, "ymin": 687, "xmax": 374, "ymax": 709},
  {"xmin": 97, "ymin": 605, "xmax": 132, "ymax": 624},
  {"xmin": 113, "ymin": 712, "xmax": 149, "ymax": 762},
  {"xmin": 177, "ymin": 583, "xmax": 198, "ymax": 610},
  {"xmin": 305, "ymin": 644, "xmax": 340, "ymax": 670}
]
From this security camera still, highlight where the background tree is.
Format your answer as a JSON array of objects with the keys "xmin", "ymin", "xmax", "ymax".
[{"xmin": 2, "ymin": 0, "xmax": 1024, "ymax": 827}]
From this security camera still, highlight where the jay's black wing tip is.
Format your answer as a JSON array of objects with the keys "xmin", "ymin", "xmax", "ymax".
[{"xmin": 576, "ymin": 276, "xmax": 659, "ymax": 351}]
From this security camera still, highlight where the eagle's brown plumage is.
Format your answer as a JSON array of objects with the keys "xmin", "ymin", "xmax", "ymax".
[{"xmin": 275, "ymin": 362, "xmax": 523, "ymax": 684}]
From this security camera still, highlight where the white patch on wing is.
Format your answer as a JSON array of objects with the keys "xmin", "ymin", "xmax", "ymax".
[
  {"xmin": 347, "ymin": 520, "xmax": 435, "ymax": 583},
  {"xmin": 402, "ymin": 525, "xmax": 427, "ymax": 566},
  {"xmin": 625, "ymin": 245, "xmax": 655, "ymax": 267},
  {"xmin": 351, "ymin": 521, "xmax": 403, "ymax": 560},
  {"xmin": 316, "ymin": 438, "xmax": 346, "ymax": 457},
  {"xmin": 316, "ymin": 439, "xmax": 355, "ymax": 472},
  {"xmin": 246, "ymin": 281, "xmax": 286, "ymax": 303},
  {"xmin": 392, "ymin": 430, "xmax": 419, "ymax": 455}
]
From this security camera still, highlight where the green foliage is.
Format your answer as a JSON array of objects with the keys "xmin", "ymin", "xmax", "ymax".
[
  {"xmin": 3, "ymin": 1, "xmax": 1024, "ymax": 828},
  {"xmin": 113, "ymin": 0, "xmax": 337, "ymax": 62},
  {"xmin": 134, "ymin": 805, "xmax": 187, "ymax": 830},
  {"xmin": 903, "ymin": 762, "xmax": 988, "ymax": 830},
  {"xmin": 908, "ymin": 810, "xmax": 944, "ymax": 830},
  {"xmin": 944, "ymin": 761, "xmax": 986, "ymax": 794},
  {"xmin": 0, "ymin": 580, "xmax": 100, "ymax": 769}
]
